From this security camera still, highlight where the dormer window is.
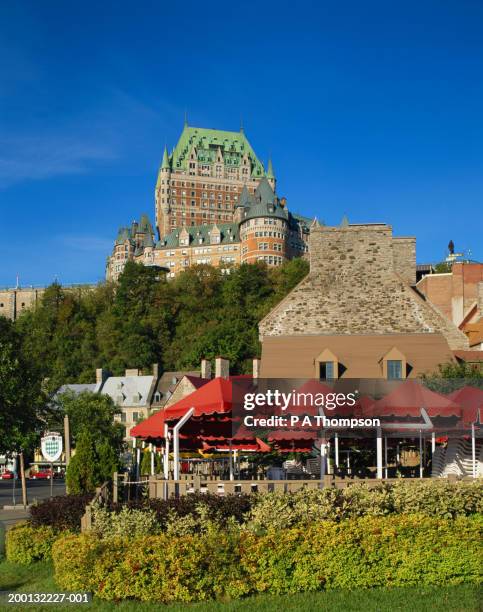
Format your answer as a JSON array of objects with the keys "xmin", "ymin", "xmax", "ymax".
[
  {"xmin": 154, "ymin": 392, "xmax": 161, "ymax": 402},
  {"xmin": 315, "ymin": 349, "xmax": 339, "ymax": 380},
  {"xmin": 380, "ymin": 348, "xmax": 407, "ymax": 380},
  {"xmin": 319, "ymin": 361, "xmax": 335, "ymax": 381},
  {"xmin": 387, "ymin": 360, "xmax": 403, "ymax": 380}
]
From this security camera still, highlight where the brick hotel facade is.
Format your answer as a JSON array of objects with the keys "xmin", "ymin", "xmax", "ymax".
[{"xmin": 106, "ymin": 123, "xmax": 311, "ymax": 280}]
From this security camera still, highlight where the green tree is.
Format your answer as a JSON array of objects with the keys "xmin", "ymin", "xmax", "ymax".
[
  {"xmin": 422, "ymin": 361, "xmax": 483, "ymax": 394},
  {"xmin": 65, "ymin": 430, "xmax": 100, "ymax": 494},
  {"xmin": 140, "ymin": 449, "xmax": 152, "ymax": 476},
  {"xmin": 97, "ymin": 440, "xmax": 121, "ymax": 482},
  {"xmin": 55, "ymin": 391, "xmax": 124, "ymax": 453},
  {"xmin": 0, "ymin": 317, "xmax": 45, "ymax": 455}
]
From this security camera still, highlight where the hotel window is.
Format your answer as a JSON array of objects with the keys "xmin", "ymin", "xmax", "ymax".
[
  {"xmin": 319, "ymin": 361, "xmax": 335, "ymax": 381},
  {"xmin": 387, "ymin": 360, "xmax": 403, "ymax": 380}
]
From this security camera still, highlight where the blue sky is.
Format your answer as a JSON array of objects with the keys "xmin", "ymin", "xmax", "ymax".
[{"xmin": 1, "ymin": 1, "xmax": 482, "ymax": 286}]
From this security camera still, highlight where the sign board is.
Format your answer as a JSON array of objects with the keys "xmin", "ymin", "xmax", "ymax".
[{"xmin": 41, "ymin": 432, "xmax": 63, "ymax": 463}]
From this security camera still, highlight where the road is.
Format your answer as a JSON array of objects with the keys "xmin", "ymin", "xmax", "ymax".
[{"xmin": 0, "ymin": 478, "xmax": 66, "ymax": 508}]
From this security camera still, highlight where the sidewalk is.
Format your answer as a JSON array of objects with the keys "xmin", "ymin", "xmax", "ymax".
[{"xmin": 0, "ymin": 507, "xmax": 30, "ymax": 530}]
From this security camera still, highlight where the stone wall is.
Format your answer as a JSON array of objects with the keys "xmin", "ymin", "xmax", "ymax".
[
  {"xmin": 0, "ymin": 285, "xmax": 95, "ymax": 321},
  {"xmin": 259, "ymin": 224, "xmax": 468, "ymax": 351},
  {"xmin": 0, "ymin": 288, "xmax": 44, "ymax": 321},
  {"xmin": 393, "ymin": 237, "xmax": 416, "ymax": 285}
]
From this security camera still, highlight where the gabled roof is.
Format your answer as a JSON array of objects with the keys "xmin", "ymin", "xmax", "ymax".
[
  {"xmin": 156, "ymin": 222, "xmax": 240, "ymax": 250},
  {"xmin": 167, "ymin": 125, "xmax": 266, "ymax": 178},
  {"xmin": 101, "ymin": 375, "xmax": 154, "ymax": 408}
]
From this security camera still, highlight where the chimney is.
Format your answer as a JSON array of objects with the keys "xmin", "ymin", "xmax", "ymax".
[
  {"xmin": 201, "ymin": 358, "xmax": 211, "ymax": 379},
  {"xmin": 96, "ymin": 368, "xmax": 108, "ymax": 386},
  {"xmin": 478, "ymin": 282, "xmax": 483, "ymax": 316},
  {"xmin": 252, "ymin": 358, "xmax": 261, "ymax": 379},
  {"xmin": 215, "ymin": 356, "xmax": 229, "ymax": 379},
  {"xmin": 152, "ymin": 363, "xmax": 160, "ymax": 379},
  {"xmin": 280, "ymin": 196, "xmax": 287, "ymax": 208},
  {"xmin": 125, "ymin": 368, "xmax": 140, "ymax": 377}
]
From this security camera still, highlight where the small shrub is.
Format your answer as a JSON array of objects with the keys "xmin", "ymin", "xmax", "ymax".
[
  {"xmin": 6, "ymin": 523, "xmax": 58, "ymax": 565},
  {"xmin": 92, "ymin": 503, "xmax": 161, "ymax": 538},
  {"xmin": 108, "ymin": 492, "xmax": 253, "ymax": 530},
  {"xmin": 29, "ymin": 494, "xmax": 93, "ymax": 532}
]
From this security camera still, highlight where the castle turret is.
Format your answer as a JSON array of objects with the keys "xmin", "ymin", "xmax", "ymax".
[
  {"xmin": 155, "ymin": 146, "xmax": 171, "ymax": 238},
  {"xmin": 239, "ymin": 178, "xmax": 288, "ymax": 266},
  {"xmin": 266, "ymin": 157, "xmax": 276, "ymax": 191}
]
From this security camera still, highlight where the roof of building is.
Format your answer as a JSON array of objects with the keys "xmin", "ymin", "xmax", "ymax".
[
  {"xmin": 462, "ymin": 319, "xmax": 483, "ymax": 347},
  {"xmin": 155, "ymin": 222, "xmax": 240, "ymax": 250},
  {"xmin": 259, "ymin": 224, "xmax": 469, "ymax": 351},
  {"xmin": 56, "ymin": 383, "xmax": 99, "ymax": 396},
  {"xmin": 101, "ymin": 375, "xmax": 154, "ymax": 408},
  {"xmin": 453, "ymin": 350, "xmax": 483, "ymax": 362},
  {"xmin": 241, "ymin": 178, "xmax": 289, "ymax": 223},
  {"xmin": 153, "ymin": 370, "xmax": 201, "ymax": 404},
  {"xmin": 165, "ymin": 125, "xmax": 266, "ymax": 178}
]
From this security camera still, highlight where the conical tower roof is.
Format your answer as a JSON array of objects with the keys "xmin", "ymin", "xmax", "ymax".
[
  {"xmin": 267, "ymin": 157, "xmax": 275, "ymax": 180},
  {"xmin": 161, "ymin": 146, "xmax": 170, "ymax": 170}
]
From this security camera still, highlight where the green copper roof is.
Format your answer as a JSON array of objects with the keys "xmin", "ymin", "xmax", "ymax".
[
  {"xmin": 266, "ymin": 157, "xmax": 275, "ymax": 179},
  {"xmin": 138, "ymin": 214, "xmax": 154, "ymax": 234},
  {"xmin": 167, "ymin": 125, "xmax": 266, "ymax": 178},
  {"xmin": 161, "ymin": 146, "xmax": 170, "ymax": 169},
  {"xmin": 115, "ymin": 227, "xmax": 132, "ymax": 245},
  {"xmin": 156, "ymin": 222, "xmax": 240, "ymax": 250}
]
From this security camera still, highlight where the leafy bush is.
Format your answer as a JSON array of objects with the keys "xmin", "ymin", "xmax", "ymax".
[
  {"xmin": 391, "ymin": 480, "xmax": 483, "ymax": 518},
  {"xmin": 6, "ymin": 523, "xmax": 58, "ymax": 565},
  {"xmin": 29, "ymin": 494, "xmax": 93, "ymax": 532},
  {"xmin": 92, "ymin": 503, "xmax": 161, "ymax": 538},
  {"xmin": 53, "ymin": 514, "xmax": 483, "ymax": 603},
  {"xmin": 245, "ymin": 481, "xmax": 482, "ymax": 532},
  {"xmin": 108, "ymin": 492, "xmax": 253, "ymax": 530}
]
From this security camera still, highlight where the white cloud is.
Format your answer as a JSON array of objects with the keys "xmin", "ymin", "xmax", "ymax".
[
  {"xmin": 0, "ymin": 136, "xmax": 117, "ymax": 188},
  {"xmin": 56, "ymin": 234, "xmax": 113, "ymax": 252}
]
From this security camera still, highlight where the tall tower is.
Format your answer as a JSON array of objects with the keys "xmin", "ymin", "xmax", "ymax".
[
  {"xmin": 155, "ymin": 146, "xmax": 171, "ymax": 238},
  {"xmin": 154, "ymin": 123, "xmax": 269, "ymax": 239}
]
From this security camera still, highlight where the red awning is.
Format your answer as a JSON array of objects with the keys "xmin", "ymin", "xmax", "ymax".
[
  {"xmin": 447, "ymin": 386, "xmax": 483, "ymax": 424},
  {"xmin": 374, "ymin": 380, "xmax": 461, "ymax": 418},
  {"xmin": 130, "ymin": 410, "xmax": 167, "ymax": 440},
  {"xmin": 164, "ymin": 377, "xmax": 233, "ymax": 420}
]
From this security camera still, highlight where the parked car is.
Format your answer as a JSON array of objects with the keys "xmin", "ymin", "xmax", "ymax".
[
  {"xmin": 1, "ymin": 470, "xmax": 15, "ymax": 479},
  {"xmin": 30, "ymin": 470, "xmax": 53, "ymax": 480}
]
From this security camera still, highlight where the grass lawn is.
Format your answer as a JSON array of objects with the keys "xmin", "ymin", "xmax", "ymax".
[{"xmin": 0, "ymin": 560, "xmax": 481, "ymax": 611}]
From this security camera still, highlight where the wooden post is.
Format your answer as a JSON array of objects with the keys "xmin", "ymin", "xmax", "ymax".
[
  {"xmin": 64, "ymin": 415, "xmax": 71, "ymax": 466},
  {"xmin": 19, "ymin": 452, "xmax": 28, "ymax": 509},
  {"xmin": 113, "ymin": 471, "xmax": 118, "ymax": 504}
]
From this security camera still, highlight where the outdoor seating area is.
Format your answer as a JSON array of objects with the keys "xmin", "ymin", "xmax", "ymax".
[{"xmin": 129, "ymin": 377, "xmax": 483, "ymax": 499}]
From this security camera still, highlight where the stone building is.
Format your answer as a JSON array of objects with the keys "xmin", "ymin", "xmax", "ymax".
[
  {"xmin": 0, "ymin": 284, "xmax": 93, "ymax": 321},
  {"xmin": 259, "ymin": 222, "xmax": 469, "ymax": 379},
  {"xmin": 106, "ymin": 124, "xmax": 311, "ymax": 281},
  {"xmin": 0, "ymin": 286, "xmax": 44, "ymax": 321}
]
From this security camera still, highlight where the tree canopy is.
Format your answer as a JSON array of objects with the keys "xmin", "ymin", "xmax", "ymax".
[
  {"xmin": 0, "ymin": 317, "xmax": 45, "ymax": 455},
  {"xmin": 14, "ymin": 259, "xmax": 309, "ymax": 386}
]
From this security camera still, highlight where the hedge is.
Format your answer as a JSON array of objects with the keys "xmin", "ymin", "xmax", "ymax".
[
  {"xmin": 29, "ymin": 494, "xmax": 93, "ymax": 532},
  {"xmin": 29, "ymin": 482, "xmax": 483, "ymax": 536},
  {"xmin": 52, "ymin": 515, "xmax": 483, "ymax": 603},
  {"xmin": 6, "ymin": 524, "xmax": 59, "ymax": 565}
]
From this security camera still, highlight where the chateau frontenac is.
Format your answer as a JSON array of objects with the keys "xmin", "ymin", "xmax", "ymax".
[{"xmin": 106, "ymin": 123, "xmax": 311, "ymax": 280}]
